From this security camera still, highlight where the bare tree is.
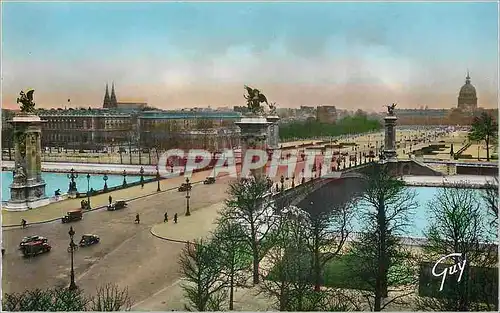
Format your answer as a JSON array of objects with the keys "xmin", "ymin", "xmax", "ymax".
[
  {"xmin": 482, "ymin": 176, "xmax": 498, "ymax": 231},
  {"xmin": 88, "ymin": 283, "xmax": 132, "ymax": 311},
  {"xmin": 178, "ymin": 239, "xmax": 226, "ymax": 311},
  {"xmin": 2, "ymin": 287, "xmax": 87, "ymax": 311},
  {"xmin": 258, "ymin": 213, "xmax": 313, "ymax": 311},
  {"xmin": 348, "ymin": 163, "xmax": 418, "ymax": 311},
  {"xmin": 418, "ymin": 184, "xmax": 498, "ymax": 311},
  {"xmin": 222, "ymin": 177, "xmax": 279, "ymax": 284},
  {"xmin": 305, "ymin": 201, "xmax": 353, "ymax": 292},
  {"xmin": 211, "ymin": 219, "xmax": 250, "ymax": 310}
]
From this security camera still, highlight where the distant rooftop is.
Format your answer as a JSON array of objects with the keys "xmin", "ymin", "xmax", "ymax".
[{"xmin": 139, "ymin": 110, "xmax": 242, "ymax": 119}]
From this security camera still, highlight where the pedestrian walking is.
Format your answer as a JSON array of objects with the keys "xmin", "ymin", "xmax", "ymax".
[
  {"xmin": 164, "ymin": 212, "xmax": 168, "ymax": 223},
  {"xmin": 135, "ymin": 213, "xmax": 140, "ymax": 224},
  {"xmin": 108, "ymin": 195, "xmax": 113, "ymax": 205},
  {"xmin": 21, "ymin": 219, "xmax": 27, "ymax": 228},
  {"xmin": 141, "ymin": 181, "xmax": 144, "ymax": 189},
  {"xmin": 174, "ymin": 213, "xmax": 178, "ymax": 224}
]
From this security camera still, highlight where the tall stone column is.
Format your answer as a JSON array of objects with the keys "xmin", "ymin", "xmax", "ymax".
[
  {"xmin": 266, "ymin": 115, "xmax": 280, "ymax": 150},
  {"xmin": 235, "ymin": 116, "xmax": 271, "ymax": 179},
  {"xmin": 383, "ymin": 114, "xmax": 398, "ymax": 161},
  {"xmin": 5, "ymin": 114, "xmax": 49, "ymax": 211}
]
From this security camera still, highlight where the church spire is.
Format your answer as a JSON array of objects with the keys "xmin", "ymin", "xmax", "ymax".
[
  {"xmin": 110, "ymin": 82, "xmax": 117, "ymax": 107},
  {"xmin": 103, "ymin": 83, "xmax": 111, "ymax": 108}
]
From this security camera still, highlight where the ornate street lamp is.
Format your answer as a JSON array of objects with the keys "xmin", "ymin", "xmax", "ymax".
[
  {"xmin": 103, "ymin": 173, "xmax": 108, "ymax": 192},
  {"xmin": 139, "ymin": 166, "xmax": 145, "ymax": 186},
  {"xmin": 280, "ymin": 175, "xmax": 285, "ymax": 192},
  {"xmin": 185, "ymin": 178, "xmax": 191, "ymax": 216},
  {"xmin": 68, "ymin": 226, "xmax": 77, "ymax": 290},
  {"xmin": 86, "ymin": 173, "xmax": 91, "ymax": 209},
  {"xmin": 122, "ymin": 170, "xmax": 127, "ymax": 186},
  {"xmin": 67, "ymin": 168, "xmax": 78, "ymax": 193},
  {"xmin": 156, "ymin": 165, "xmax": 161, "ymax": 192},
  {"xmin": 119, "ymin": 148, "xmax": 123, "ymax": 164}
]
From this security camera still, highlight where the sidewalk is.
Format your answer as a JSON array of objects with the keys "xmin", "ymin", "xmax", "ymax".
[
  {"xmin": 150, "ymin": 202, "xmax": 224, "ymax": 243},
  {"xmin": 1, "ymin": 169, "xmax": 214, "ymax": 226}
]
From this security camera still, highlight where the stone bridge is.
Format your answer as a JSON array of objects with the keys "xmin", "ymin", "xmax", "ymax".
[{"xmin": 273, "ymin": 159, "xmax": 444, "ymax": 215}]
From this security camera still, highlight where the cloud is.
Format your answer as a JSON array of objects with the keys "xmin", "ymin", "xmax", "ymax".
[{"xmin": 2, "ymin": 40, "xmax": 497, "ymax": 111}]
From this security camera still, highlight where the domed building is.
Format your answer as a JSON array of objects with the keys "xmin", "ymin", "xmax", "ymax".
[{"xmin": 457, "ymin": 71, "xmax": 477, "ymax": 112}]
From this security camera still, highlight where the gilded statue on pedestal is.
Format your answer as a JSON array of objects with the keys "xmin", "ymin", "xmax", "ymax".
[{"xmin": 17, "ymin": 89, "xmax": 36, "ymax": 114}]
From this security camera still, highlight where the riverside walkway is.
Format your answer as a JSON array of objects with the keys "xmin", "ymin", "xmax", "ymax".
[
  {"xmin": 1, "ymin": 169, "xmax": 215, "ymax": 226},
  {"xmin": 1, "ymin": 160, "xmax": 157, "ymax": 175},
  {"xmin": 402, "ymin": 174, "xmax": 497, "ymax": 188}
]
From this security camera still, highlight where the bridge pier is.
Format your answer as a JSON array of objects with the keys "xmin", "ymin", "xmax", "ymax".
[{"xmin": 383, "ymin": 114, "xmax": 398, "ymax": 162}]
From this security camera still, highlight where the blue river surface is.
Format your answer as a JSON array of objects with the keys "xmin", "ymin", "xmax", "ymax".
[
  {"xmin": 1, "ymin": 171, "xmax": 141, "ymax": 201},
  {"xmin": 349, "ymin": 186, "xmax": 493, "ymax": 240}
]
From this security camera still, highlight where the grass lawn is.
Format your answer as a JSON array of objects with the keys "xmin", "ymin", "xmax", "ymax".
[{"xmin": 267, "ymin": 253, "xmax": 414, "ymax": 291}]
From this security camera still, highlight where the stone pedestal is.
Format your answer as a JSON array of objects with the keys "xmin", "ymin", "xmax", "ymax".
[
  {"xmin": 266, "ymin": 115, "xmax": 280, "ymax": 150},
  {"xmin": 235, "ymin": 116, "xmax": 271, "ymax": 179},
  {"xmin": 3, "ymin": 114, "xmax": 49, "ymax": 211},
  {"xmin": 383, "ymin": 115, "xmax": 398, "ymax": 162}
]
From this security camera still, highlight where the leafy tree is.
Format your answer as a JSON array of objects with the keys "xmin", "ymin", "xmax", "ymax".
[
  {"xmin": 211, "ymin": 219, "xmax": 250, "ymax": 310},
  {"xmin": 222, "ymin": 177, "xmax": 279, "ymax": 284},
  {"xmin": 178, "ymin": 239, "xmax": 226, "ymax": 311},
  {"xmin": 347, "ymin": 164, "xmax": 418, "ymax": 311},
  {"xmin": 279, "ymin": 115, "xmax": 382, "ymax": 140},
  {"xmin": 417, "ymin": 185, "xmax": 498, "ymax": 311},
  {"xmin": 468, "ymin": 112, "xmax": 498, "ymax": 161}
]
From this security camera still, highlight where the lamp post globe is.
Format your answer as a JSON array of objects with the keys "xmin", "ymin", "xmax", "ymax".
[
  {"xmin": 86, "ymin": 173, "xmax": 91, "ymax": 209},
  {"xmin": 185, "ymin": 178, "xmax": 191, "ymax": 216},
  {"xmin": 156, "ymin": 165, "xmax": 161, "ymax": 192},
  {"xmin": 103, "ymin": 173, "xmax": 108, "ymax": 192},
  {"xmin": 68, "ymin": 226, "xmax": 77, "ymax": 290}
]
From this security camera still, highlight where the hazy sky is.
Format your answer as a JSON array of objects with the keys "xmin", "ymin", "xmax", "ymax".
[{"xmin": 2, "ymin": 1, "xmax": 498, "ymax": 111}]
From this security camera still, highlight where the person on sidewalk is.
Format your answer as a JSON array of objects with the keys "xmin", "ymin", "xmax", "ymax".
[
  {"xmin": 173, "ymin": 213, "xmax": 178, "ymax": 224},
  {"xmin": 21, "ymin": 219, "xmax": 27, "ymax": 228},
  {"xmin": 164, "ymin": 212, "xmax": 168, "ymax": 223},
  {"xmin": 108, "ymin": 195, "xmax": 113, "ymax": 205},
  {"xmin": 135, "ymin": 213, "xmax": 140, "ymax": 224}
]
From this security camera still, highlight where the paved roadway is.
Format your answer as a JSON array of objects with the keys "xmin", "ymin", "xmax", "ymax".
[
  {"xmin": 2, "ymin": 162, "xmax": 312, "ymax": 306},
  {"xmin": 2, "ymin": 177, "xmax": 232, "ymax": 303}
]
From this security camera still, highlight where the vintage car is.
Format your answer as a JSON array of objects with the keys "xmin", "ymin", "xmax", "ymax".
[
  {"xmin": 107, "ymin": 200, "xmax": 127, "ymax": 211},
  {"xmin": 19, "ymin": 235, "xmax": 48, "ymax": 248},
  {"xmin": 21, "ymin": 241, "xmax": 51, "ymax": 257},
  {"xmin": 79, "ymin": 234, "xmax": 100, "ymax": 247},
  {"xmin": 178, "ymin": 182, "xmax": 192, "ymax": 192},
  {"xmin": 203, "ymin": 177, "xmax": 216, "ymax": 185},
  {"xmin": 61, "ymin": 210, "xmax": 83, "ymax": 223}
]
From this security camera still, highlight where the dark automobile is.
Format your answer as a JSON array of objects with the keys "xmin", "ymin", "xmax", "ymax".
[
  {"xmin": 80, "ymin": 234, "xmax": 100, "ymax": 247},
  {"xmin": 107, "ymin": 200, "xmax": 127, "ymax": 211},
  {"xmin": 19, "ymin": 235, "xmax": 48, "ymax": 248},
  {"xmin": 61, "ymin": 210, "xmax": 83, "ymax": 223},
  {"xmin": 203, "ymin": 177, "xmax": 215, "ymax": 185},
  {"xmin": 21, "ymin": 241, "xmax": 51, "ymax": 257},
  {"xmin": 178, "ymin": 182, "xmax": 192, "ymax": 192}
]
